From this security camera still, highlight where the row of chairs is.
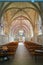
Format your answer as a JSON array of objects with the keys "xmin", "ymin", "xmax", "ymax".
[{"xmin": 24, "ymin": 41, "xmax": 43, "ymax": 56}]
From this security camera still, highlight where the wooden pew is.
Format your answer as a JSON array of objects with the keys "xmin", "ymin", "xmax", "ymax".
[
  {"xmin": 24, "ymin": 41, "xmax": 43, "ymax": 56},
  {"xmin": 0, "ymin": 41, "xmax": 18, "ymax": 56}
]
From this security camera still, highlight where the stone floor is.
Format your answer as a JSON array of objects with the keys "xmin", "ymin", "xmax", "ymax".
[{"xmin": 0, "ymin": 42, "xmax": 43, "ymax": 65}]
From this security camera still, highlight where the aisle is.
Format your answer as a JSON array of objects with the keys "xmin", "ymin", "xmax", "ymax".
[{"xmin": 12, "ymin": 42, "xmax": 36, "ymax": 65}]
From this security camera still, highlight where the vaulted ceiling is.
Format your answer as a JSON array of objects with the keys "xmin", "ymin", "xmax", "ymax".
[{"xmin": 0, "ymin": 2, "xmax": 43, "ymax": 37}]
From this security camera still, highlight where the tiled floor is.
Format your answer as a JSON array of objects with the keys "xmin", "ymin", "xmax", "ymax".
[{"xmin": 0, "ymin": 42, "xmax": 43, "ymax": 65}]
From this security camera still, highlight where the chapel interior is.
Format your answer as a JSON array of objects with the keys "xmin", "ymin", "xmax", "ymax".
[{"xmin": 0, "ymin": 2, "xmax": 43, "ymax": 65}]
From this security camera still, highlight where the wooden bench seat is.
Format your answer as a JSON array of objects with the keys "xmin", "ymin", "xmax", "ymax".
[
  {"xmin": 0, "ymin": 52, "xmax": 15, "ymax": 56},
  {"xmin": 0, "ymin": 41, "xmax": 18, "ymax": 56},
  {"xmin": 24, "ymin": 41, "xmax": 43, "ymax": 56}
]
